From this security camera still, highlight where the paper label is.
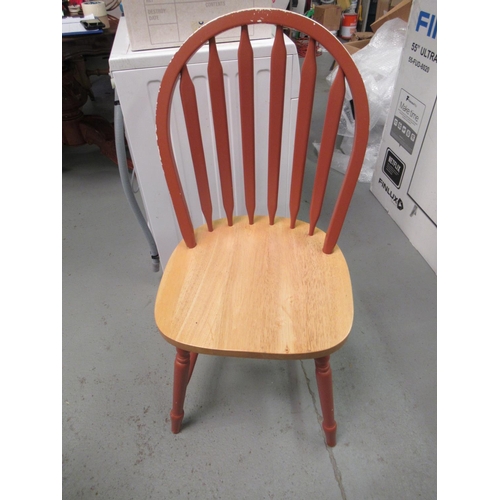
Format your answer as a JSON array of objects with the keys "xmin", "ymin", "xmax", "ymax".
[{"xmin": 390, "ymin": 88, "xmax": 426, "ymax": 155}]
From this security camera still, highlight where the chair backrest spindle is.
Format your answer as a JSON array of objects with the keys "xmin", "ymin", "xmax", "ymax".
[
  {"xmin": 207, "ymin": 37, "xmax": 234, "ymax": 226},
  {"xmin": 267, "ymin": 25, "xmax": 287, "ymax": 225},
  {"xmin": 179, "ymin": 65, "xmax": 214, "ymax": 232},
  {"xmin": 308, "ymin": 67, "xmax": 346, "ymax": 236},
  {"xmin": 289, "ymin": 38, "xmax": 317, "ymax": 229},
  {"xmin": 238, "ymin": 25, "xmax": 256, "ymax": 225}
]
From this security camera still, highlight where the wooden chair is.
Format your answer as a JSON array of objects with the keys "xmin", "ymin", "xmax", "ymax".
[{"xmin": 154, "ymin": 8, "xmax": 369, "ymax": 447}]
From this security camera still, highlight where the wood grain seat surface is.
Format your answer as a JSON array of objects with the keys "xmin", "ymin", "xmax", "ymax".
[{"xmin": 155, "ymin": 216, "xmax": 353, "ymax": 359}]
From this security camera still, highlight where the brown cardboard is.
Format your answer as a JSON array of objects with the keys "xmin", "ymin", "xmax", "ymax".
[
  {"xmin": 313, "ymin": 5, "xmax": 342, "ymax": 31},
  {"xmin": 375, "ymin": 0, "xmax": 391, "ymax": 21},
  {"xmin": 344, "ymin": 39, "xmax": 370, "ymax": 55},
  {"xmin": 375, "ymin": 0, "xmax": 407, "ymax": 21},
  {"xmin": 350, "ymin": 32, "xmax": 374, "ymax": 41},
  {"xmin": 331, "ymin": 38, "xmax": 369, "ymax": 70},
  {"xmin": 371, "ymin": 0, "xmax": 412, "ymax": 32}
]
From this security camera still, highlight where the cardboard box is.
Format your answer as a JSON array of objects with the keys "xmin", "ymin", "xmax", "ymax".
[
  {"xmin": 313, "ymin": 4, "xmax": 342, "ymax": 31},
  {"xmin": 121, "ymin": 0, "xmax": 288, "ymax": 51},
  {"xmin": 371, "ymin": 0, "xmax": 412, "ymax": 32},
  {"xmin": 330, "ymin": 38, "xmax": 369, "ymax": 72},
  {"xmin": 343, "ymin": 38, "xmax": 370, "ymax": 55},
  {"xmin": 349, "ymin": 31, "xmax": 373, "ymax": 42},
  {"xmin": 370, "ymin": 0, "xmax": 437, "ymax": 272},
  {"xmin": 330, "ymin": 37, "xmax": 370, "ymax": 72},
  {"xmin": 375, "ymin": 0, "xmax": 406, "ymax": 21}
]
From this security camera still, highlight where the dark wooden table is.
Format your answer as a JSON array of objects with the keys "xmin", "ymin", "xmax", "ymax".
[{"xmin": 62, "ymin": 15, "xmax": 130, "ymax": 167}]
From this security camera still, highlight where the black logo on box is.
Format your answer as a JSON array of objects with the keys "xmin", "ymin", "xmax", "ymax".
[
  {"xmin": 382, "ymin": 148, "xmax": 406, "ymax": 188},
  {"xmin": 390, "ymin": 116, "xmax": 418, "ymax": 154},
  {"xmin": 378, "ymin": 177, "xmax": 404, "ymax": 211},
  {"xmin": 390, "ymin": 89, "xmax": 426, "ymax": 155}
]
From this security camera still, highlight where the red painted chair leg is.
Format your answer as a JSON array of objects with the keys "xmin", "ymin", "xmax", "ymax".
[
  {"xmin": 170, "ymin": 348, "xmax": 191, "ymax": 434},
  {"xmin": 188, "ymin": 352, "xmax": 198, "ymax": 384},
  {"xmin": 314, "ymin": 356, "xmax": 337, "ymax": 447}
]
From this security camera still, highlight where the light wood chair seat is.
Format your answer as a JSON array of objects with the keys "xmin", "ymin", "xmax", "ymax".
[{"xmin": 155, "ymin": 216, "xmax": 353, "ymax": 360}]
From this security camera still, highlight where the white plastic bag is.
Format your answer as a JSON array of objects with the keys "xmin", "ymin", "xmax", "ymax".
[
  {"xmin": 314, "ymin": 123, "xmax": 385, "ymax": 183},
  {"xmin": 324, "ymin": 18, "xmax": 408, "ymax": 181}
]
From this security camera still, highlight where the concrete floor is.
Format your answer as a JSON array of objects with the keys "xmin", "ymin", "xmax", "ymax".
[{"xmin": 62, "ymin": 47, "xmax": 436, "ymax": 499}]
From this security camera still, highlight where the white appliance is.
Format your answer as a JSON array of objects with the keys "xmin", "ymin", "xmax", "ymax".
[{"xmin": 109, "ymin": 17, "xmax": 300, "ymax": 269}]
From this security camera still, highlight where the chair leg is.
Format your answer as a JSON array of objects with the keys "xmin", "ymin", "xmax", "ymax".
[
  {"xmin": 314, "ymin": 355, "xmax": 337, "ymax": 447},
  {"xmin": 170, "ymin": 348, "xmax": 191, "ymax": 434},
  {"xmin": 188, "ymin": 352, "xmax": 198, "ymax": 384}
]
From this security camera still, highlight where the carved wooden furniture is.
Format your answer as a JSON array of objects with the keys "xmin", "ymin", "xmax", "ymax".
[{"xmin": 154, "ymin": 8, "xmax": 369, "ymax": 447}]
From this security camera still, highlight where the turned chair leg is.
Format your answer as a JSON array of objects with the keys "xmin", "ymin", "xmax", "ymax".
[
  {"xmin": 188, "ymin": 352, "xmax": 198, "ymax": 383},
  {"xmin": 314, "ymin": 355, "xmax": 337, "ymax": 447},
  {"xmin": 170, "ymin": 348, "xmax": 191, "ymax": 434}
]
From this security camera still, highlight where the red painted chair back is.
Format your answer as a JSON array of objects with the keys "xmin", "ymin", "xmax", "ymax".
[{"xmin": 156, "ymin": 8, "xmax": 369, "ymax": 254}]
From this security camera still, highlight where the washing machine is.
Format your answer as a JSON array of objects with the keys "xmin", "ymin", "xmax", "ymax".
[{"xmin": 110, "ymin": 17, "xmax": 300, "ymax": 268}]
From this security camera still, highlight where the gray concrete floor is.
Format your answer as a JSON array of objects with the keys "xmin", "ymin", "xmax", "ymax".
[{"xmin": 62, "ymin": 49, "xmax": 436, "ymax": 499}]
